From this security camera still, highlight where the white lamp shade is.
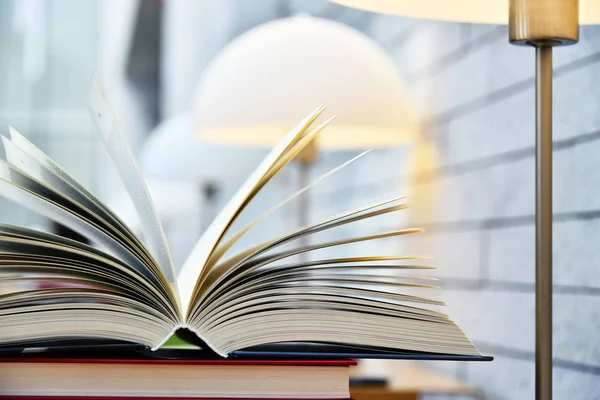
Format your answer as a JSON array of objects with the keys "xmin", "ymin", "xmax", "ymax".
[
  {"xmin": 193, "ymin": 16, "xmax": 417, "ymax": 150},
  {"xmin": 330, "ymin": 0, "xmax": 600, "ymax": 25}
]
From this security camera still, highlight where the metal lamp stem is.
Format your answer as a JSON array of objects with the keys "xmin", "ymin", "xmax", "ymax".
[{"xmin": 535, "ymin": 44, "xmax": 553, "ymax": 400}]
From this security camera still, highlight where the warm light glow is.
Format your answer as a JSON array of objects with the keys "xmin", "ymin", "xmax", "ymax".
[
  {"xmin": 330, "ymin": 0, "xmax": 600, "ymax": 25},
  {"xmin": 198, "ymin": 125, "xmax": 415, "ymax": 149},
  {"xmin": 193, "ymin": 16, "xmax": 417, "ymax": 149},
  {"xmin": 407, "ymin": 138, "xmax": 440, "ymax": 226}
]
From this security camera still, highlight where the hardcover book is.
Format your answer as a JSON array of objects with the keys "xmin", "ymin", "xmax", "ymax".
[
  {"xmin": 0, "ymin": 75, "xmax": 481, "ymax": 359},
  {"xmin": 0, "ymin": 358, "xmax": 355, "ymax": 398}
]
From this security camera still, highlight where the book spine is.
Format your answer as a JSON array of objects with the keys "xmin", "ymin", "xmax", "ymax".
[
  {"xmin": 151, "ymin": 323, "xmax": 225, "ymax": 358},
  {"xmin": 151, "ymin": 324, "xmax": 186, "ymax": 351},
  {"xmin": 151, "ymin": 323, "xmax": 226, "ymax": 358},
  {"xmin": 180, "ymin": 324, "xmax": 227, "ymax": 358}
]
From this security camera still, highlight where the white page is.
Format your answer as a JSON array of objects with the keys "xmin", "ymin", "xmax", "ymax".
[
  {"xmin": 177, "ymin": 106, "xmax": 325, "ymax": 316},
  {"xmin": 0, "ymin": 160, "xmax": 156, "ymax": 282},
  {"xmin": 7, "ymin": 127, "xmax": 147, "ymax": 251},
  {"xmin": 208, "ymin": 150, "xmax": 371, "ymax": 266},
  {"xmin": 1, "ymin": 136, "xmax": 162, "ymax": 275},
  {"xmin": 10, "ymin": 126, "xmax": 102, "ymax": 204},
  {"xmin": 88, "ymin": 74, "xmax": 178, "ymax": 306}
]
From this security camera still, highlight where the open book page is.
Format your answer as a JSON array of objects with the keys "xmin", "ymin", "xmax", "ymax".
[
  {"xmin": 0, "ymin": 159, "xmax": 165, "ymax": 285},
  {"xmin": 0, "ymin": 131, "xmax": 179, "ymax": 300},
  {"xmin": 1, "ymin": 135, "xmax": 157, "ymax": 275},
  {"xmin": 186, "ymin": 115, "xmax": 337, "ymax": 311},
  {"xmin": 5, "ymin": 127, "xmax": 153, "ymax": 268},
  {"xmin": 188, "ymin": 197, "xmax": 425, "ymax": 318},
  {"xmin": 189, "ymin": 116, "xmax": 336, "ymax": 301},
  {"xmin": 0, "ymin": 223, "xmax": 175, "ymax": 315},
  {"xmin": 177, "ymin": 106, "xmax": 328, "ymax": 317},
  {"xmin": 186, "ymin": 153, "xmax": 382, "ymax": 311},
  {"xmin": 88, "ymin": 74, "xmax": 179, "ymax": 313},
  {"xmin": 185, "ymin": 223, "xmax": 478, "ymax": 358},
  {"xmin": 200, "ymin": 150, "xmax": 371, "ymax": 279},
  {"xmin": 0, "ymin": 225, "xmax": 177, "ymax": 348}
]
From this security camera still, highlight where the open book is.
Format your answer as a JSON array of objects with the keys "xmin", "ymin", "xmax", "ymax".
[{"xmin": 0, "ymin": 75, "xmax": 480, "ymax": 359}]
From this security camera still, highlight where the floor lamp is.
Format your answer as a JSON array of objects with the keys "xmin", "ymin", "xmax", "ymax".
[
  {"xmin": 192, "ymin": 16, "xmax": 418, "ymax": 252},
  {"xmin": 330, "ymin": 1, "xmax": 600, "ymax": 398}
]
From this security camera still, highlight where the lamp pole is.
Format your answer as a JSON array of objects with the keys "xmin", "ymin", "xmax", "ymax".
[
  {"xmin": 534, "ymin": 44, "xmax": 554, "ymax": 400},
  {"xmin": 509, "ymin": 1, "xmax": 579, "ymax": 398}
]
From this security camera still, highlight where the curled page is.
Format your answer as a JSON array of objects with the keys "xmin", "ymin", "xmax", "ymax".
[
  {"xmin": 178, "ymin": 107, "xmax": 327, "ymax": 316},
  {"xmin": 6, "ymin": 127, "xmax": 149, "ymax": 259},
  {"xmin": 88, "ymin": 74, "xmax": 179, "ymax": 308},
  {"xmin": 0, "ymin": 160, "xmax": 156, "ymax": 284}
]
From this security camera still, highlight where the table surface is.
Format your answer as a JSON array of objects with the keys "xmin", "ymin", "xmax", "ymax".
[{"xmin": 350, "ymin": 360, "xmax": 480, "ymax": 400}]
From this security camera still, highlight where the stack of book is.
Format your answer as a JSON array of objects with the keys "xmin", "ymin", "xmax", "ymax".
[{"xmin": 0, "ymin": 76, "xmax": 490, "ymax": 398}]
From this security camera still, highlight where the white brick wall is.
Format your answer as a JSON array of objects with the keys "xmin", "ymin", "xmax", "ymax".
[{"xmin": 363, "ymin": 11, "xmax": 600, "ymax": 398}]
